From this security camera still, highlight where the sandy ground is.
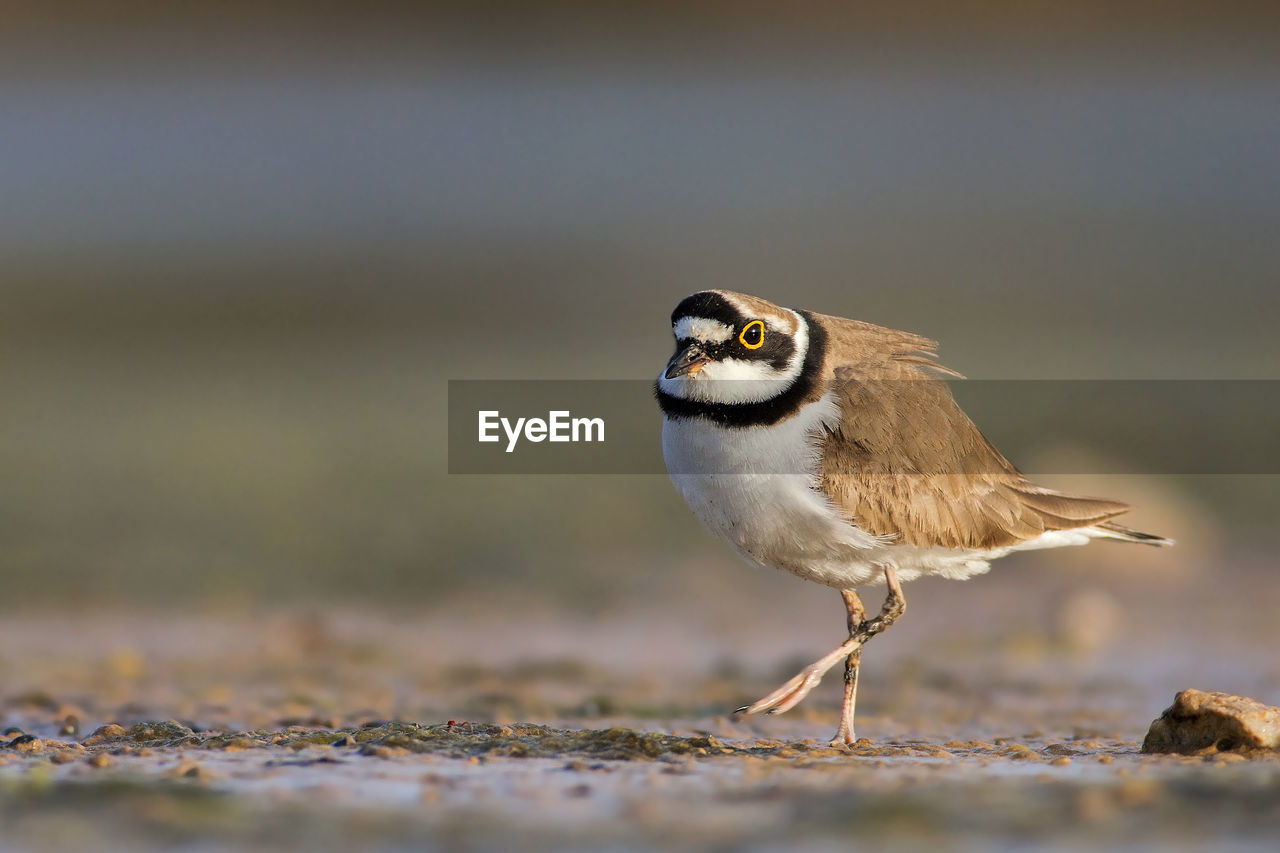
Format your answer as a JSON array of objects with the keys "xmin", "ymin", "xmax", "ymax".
[{"xmin": 3, "ymin": 557, "xmax": 1279, "ymax": 852}]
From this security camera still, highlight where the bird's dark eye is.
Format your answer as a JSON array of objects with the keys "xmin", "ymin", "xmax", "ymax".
[{"xmin": 739, "ymin": 320, "xmax": 764, "ymax": 349}]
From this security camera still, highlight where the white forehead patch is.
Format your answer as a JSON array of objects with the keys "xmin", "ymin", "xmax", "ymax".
[{"xmin": 674, "ymin": 316, "xmax": 733, "ymax": 343}]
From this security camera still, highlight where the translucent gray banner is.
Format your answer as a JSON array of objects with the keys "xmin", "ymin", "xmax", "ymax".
[{"xmin": 448, "ymin": 380, "xmax": 1278, "ymax": 475}]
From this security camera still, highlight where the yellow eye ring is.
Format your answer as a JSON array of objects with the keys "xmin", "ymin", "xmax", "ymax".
[{"xmin": 739, "ymin": 320, "xmax": 765, "ymax": 349}]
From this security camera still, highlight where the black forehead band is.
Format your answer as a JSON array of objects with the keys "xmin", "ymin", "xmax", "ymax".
[{"xmin": 670, "ymin": 292, "xmax": 742, "ymax": 328}]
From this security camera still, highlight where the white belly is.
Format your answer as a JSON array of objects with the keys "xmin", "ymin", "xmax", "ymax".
[{"xmin": 662, "ymin": 395, "xmax": 890, "ymax": 588}]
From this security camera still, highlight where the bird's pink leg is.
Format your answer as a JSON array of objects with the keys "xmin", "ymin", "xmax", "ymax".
[
  {"xmin": 830, "ymin": 588, "xmax": 867, "ymax": 746},
  {"xmin": 737, "ymin": 567, "xmax": 905, "ymax": 736}
]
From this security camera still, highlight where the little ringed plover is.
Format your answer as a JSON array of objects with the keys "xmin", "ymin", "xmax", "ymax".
[{"xmin": 655, "ymin": 290, "xmax": 1171, "ymax": 746}]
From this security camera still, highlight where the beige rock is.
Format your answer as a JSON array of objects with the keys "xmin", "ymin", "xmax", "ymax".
[
  {"xmin": 82, "ymin": 724, "xmax": 127, "ymax": 746},
  {"xmin": 1142, "ymin": 689, "xmax": 1280, "ymax": 754}
]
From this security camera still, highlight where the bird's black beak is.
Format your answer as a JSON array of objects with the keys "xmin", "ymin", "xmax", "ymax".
[{"xmin": 665, "ymin": 343, "xmax": 710, "ymax": 379}]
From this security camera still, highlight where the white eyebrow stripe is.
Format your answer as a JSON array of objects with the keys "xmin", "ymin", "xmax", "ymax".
[
  {"xmin": 763, "ymin": 315, "xmax": 791, "ymax": 333},
  {"xmin": 716, "ymin": 291, "xmax": 794, "ymax": 335},
  {"xmin": 674, "ymin": 316, "xmax": 734, "ymax": 343}
]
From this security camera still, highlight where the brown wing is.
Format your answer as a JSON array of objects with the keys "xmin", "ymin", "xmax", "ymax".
[{"xmin": 812, "ymin": 316, "xmax": 1130, "ymax": 550}]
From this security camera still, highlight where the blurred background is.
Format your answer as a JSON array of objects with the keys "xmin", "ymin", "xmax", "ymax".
[{"xmin": 1, "ymin": 2, "xmax": 1277, "ymax": 699}]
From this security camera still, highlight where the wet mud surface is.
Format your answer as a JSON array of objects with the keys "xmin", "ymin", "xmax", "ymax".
[
  {"xmin": 4, "ymin": 715, "xmax": 1280, "ymax": 852},
  {"xmin": 3, "ymin": 568, "xmax": 1280, "ymax": 852}
]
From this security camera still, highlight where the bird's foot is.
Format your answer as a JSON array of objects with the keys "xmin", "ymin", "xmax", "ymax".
[
  {"xmin": 827, "ymin": 724, "xmax": 855, "ymax": 749},
  {"xmin": 735, "ymin": 568, "xmax": 905, "ymax": 727},
  {"xmin": 735, "ymin": 663, "xmax": 827, "ymax": 716}
]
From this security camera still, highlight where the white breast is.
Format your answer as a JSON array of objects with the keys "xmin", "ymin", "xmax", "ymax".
[{"xmin": 661, "ymin": 393, "xmax": 892, "ymax": 589}]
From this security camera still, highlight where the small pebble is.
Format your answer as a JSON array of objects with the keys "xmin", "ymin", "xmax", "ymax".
[
  {"xmin": 219, "ymin": 736, "xmax": 256, "ymax": 751},
  {"xmin": 88, "ymin": 753, "xmax": 114, "ymax": 768},
  {"xmin": 1050, "ymin": 756, "xmax": 1072, "ymax": 767},
  {"xmin": 11, "ymin": 735, "xmax": 44, "ymax": 753},
  {"xmin": 171, "ymin": 761, "xmax": 205, "ymax": 779},
  {"xmin": 82, "ymin": 724, "xmax": 126, "ymax": 746}
]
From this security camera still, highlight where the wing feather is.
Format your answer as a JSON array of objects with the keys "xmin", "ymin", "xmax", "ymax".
[{"xmin": 812, "ymin": 315, "xmax": 1131, "ymax": 550}]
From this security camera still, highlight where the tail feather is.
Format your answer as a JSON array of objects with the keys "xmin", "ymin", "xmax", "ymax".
[
  {"xmin": 1095, "ymin": 521, "xmax": 1175, "ymax": 547},
  {"xmin": 1011, "ymin": 485, "xmax": 1131, "ymax": 530}
]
